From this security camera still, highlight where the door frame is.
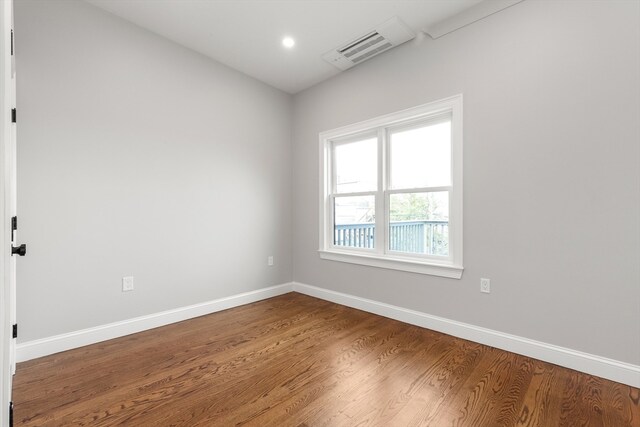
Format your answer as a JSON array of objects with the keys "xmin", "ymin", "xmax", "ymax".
[{"xmin": 0, "ymin": 0, "xmax": 15, "ymax": 424}]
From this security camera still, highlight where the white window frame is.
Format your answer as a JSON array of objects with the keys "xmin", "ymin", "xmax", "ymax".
[{"xmin": 319, "ymin": 95, "xmax": 463, "ymax": 279}]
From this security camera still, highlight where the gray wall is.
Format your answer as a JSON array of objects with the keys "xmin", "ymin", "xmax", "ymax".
[
  {"xmin": 292, "ymin": 0, "xmax": 640, "ymax": 365},
  {"xmin": 15, "ymin": 0, "xmax": 292, "ymax": 342}
]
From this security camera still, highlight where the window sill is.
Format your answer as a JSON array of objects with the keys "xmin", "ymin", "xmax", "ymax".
[{"xmin": 318, "ymin": 250, "xmax": 464, "ymax": 279}]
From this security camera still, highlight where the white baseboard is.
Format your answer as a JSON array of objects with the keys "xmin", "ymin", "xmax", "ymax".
[
  {"xmin": 18, "ymin": 280, "xmax": 639, "ymax": 388},
  {"xmin": 17, "ymin": 283, "xmax": 294, "ymax": 362},
  {"xmin": 292, "ymin": 282, "xmax": 640, "ymax": 388}
]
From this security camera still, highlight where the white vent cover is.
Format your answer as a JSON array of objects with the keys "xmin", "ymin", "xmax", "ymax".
[{"xmin": 323, "ymin": 17, "xmax": 415, "ymax": 71}]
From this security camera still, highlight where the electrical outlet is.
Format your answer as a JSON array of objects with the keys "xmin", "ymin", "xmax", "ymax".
[
  {"xmin": 122, "ymin": 276, "xmax": 134, "ymax": 292},
  {"xmin": 480, "ymin": 278, "xmax": 491, "ymax": 294},
  {"xmin": 267, "ymin": 256, "xmax": 274, "ymax": 266}
]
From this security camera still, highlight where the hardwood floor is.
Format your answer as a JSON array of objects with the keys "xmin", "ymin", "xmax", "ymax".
[{"xmin": 13, "ymin": 293, "xmax": 639, "ymax": 426}]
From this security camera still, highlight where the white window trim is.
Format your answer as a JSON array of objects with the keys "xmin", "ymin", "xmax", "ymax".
[{"xmin": 318, "ymin": 94, "xmax": 464, "ymax": 279}]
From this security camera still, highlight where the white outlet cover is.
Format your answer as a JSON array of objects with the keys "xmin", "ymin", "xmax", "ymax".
[
  {"xmin": 268, "ymin": 256, "xmax": 274, "ymax": 266},
  {"xmin": 122, "ymin": 276, "xmax": 134, "ymax": 292},
  {"xmin": 480, "ymin": 278, "xmax": 491, "ymax": 293}
]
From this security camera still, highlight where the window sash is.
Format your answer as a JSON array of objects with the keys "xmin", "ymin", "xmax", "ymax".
[
  {"xmin": 386, "ymin": 114, "xmax": 453, "ymax": 191},
  {"xmin": 331, "ymin": 193, "xmax": 377, "ymax": 253},
  {"xmin": 385, "ymin": 189, "xmax": 453, "ymax": 262},
  {"xmin": 330, "ymin": 131, "xmax": 378, "ymax": 195},
  {"xmin": 329, "ymin": 136, "xmax": 453, "ymax": 261}
]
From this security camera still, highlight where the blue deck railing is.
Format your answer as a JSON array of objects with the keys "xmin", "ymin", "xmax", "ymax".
[{"xmin": 335, "ymin": 220, "xmax": 448, "ymax": 255}]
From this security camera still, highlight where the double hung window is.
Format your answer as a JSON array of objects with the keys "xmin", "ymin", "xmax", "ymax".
[{"xmin": 319, "ymin": 95, "xmax": 463, "ymax": 278}]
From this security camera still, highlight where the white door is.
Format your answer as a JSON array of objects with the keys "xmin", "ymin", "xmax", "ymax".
[
  {"xmin": 8, "ymin": 12, "xmax": 17, "ymax": 377},
  {"xmin": 1, "ymin": 0, "xmax": 17, "ymax": 423}
]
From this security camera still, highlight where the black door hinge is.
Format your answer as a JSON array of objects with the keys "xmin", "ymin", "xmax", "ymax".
[
  {"xmin": 12, "ymin": 324, "xmax": 17, "ymax": 339},
  {"xmin": 9, "ymin": 401, "xmax": 13, "ymax": 427},
  {"xmin": 10, "ymin": 30, "xmax": 13, "ymax": 56},
  {"xmin": 11, "ymin": 216, "xmax": 17, "ymax": 242},
  {"xmin": 11, "ymin": 108, "xmax": 16, "ymax": 123}
]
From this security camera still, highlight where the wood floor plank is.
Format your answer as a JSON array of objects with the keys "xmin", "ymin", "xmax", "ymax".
[
  {"xmin": 13, "ymin": 292, "xmax": 639, "ymax": 427},
  {"xmin": 514, "ymin": 361, "xmax": 560, "ymax": 427}
]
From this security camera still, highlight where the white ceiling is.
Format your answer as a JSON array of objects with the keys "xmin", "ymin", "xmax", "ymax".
[{"xmin": 85, "ymin": 0, "xmax": 493, "ymax": 94}]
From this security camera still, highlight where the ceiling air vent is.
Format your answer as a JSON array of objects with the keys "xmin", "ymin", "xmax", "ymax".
[{"xmin": 323, "ymin": 17, "xmax": 415, "ymax": 71}]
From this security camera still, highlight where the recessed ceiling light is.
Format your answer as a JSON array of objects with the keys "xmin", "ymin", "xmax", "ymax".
[{"xmin": 282, "ymin": 37, "xmax": 295, "ymax": 49}]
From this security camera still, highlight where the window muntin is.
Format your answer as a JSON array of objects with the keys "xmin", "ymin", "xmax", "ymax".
[
  {"xmin": 319, "ymin": 95, "xmax": 463, "ymax": 278},
  {"xmin": 386, "ymin": 115, "xmax": 452, "ymax": 259}
]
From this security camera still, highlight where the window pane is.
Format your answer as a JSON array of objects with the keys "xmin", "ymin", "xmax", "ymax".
[
  {"xmin": 389, "ymin": 118, "xmax": 451, "ymax": 189},
  {"xmin": 334, "ymin": 195, "xmax": 375, "ymax": 249},
  {"xmin": 334, "ymin": 137, "xmax": 377, "ymax": 193},
  {"xmin": 389, "ymin": 192, "xmax": 449, "ymax": 256}
]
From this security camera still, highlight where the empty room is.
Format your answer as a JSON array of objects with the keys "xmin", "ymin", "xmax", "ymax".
[{"xmin": 0, "ymin": 0, "xmax": 638, "ymax": 425}]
